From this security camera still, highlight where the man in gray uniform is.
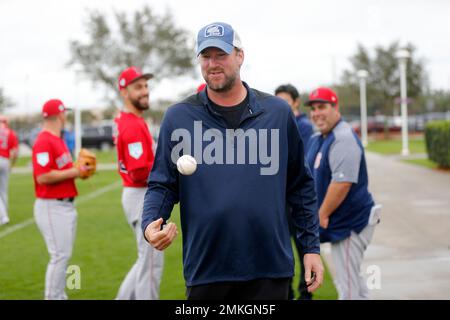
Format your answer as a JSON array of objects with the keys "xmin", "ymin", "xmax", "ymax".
[
  {"xmin": 115, "ymin": 66, "xmax": 163, "ymax": 300},
  {"xmin": 32, "ymin": 99, "xmax": 92, "ymax": 300},
  {"xmin": 305, "ymin": 87, "xmax": 381, "ymax": 300}
]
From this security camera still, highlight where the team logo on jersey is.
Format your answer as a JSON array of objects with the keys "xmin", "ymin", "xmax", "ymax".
[
  {"xmin": 314, "ymin": 152, "xmax": 322, "ymax": 169},
  {"xmin": 56, "ymin": 152, "xmax": 72, "ymax": 169},
  {"xmin": 36, "ymin": 152, "xmax": 50, "ymax": 167},
  {"xmin": 128, "ymin": 142, "xmax": 143, "ymax": 160}
]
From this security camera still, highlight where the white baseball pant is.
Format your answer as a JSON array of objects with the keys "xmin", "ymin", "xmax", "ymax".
[
  {"xmin": 330, "ymin": 205, "xmax": 381, "ymax": 300},
  {"xmin": 0, "ymin": 157, "xmax": 10, "ymax": 225},
  {"xmin": 34, "ymin": 199, "xmax": 77, "ymax": 300},
  {"xmin": 116, "ymin": 187, "xmax": 164, "ymax": 300}
]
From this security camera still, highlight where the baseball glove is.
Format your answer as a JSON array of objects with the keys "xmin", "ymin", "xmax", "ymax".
[{"xmin": 75, "ymin": 148, "xmax": 97, "ymax": 179}]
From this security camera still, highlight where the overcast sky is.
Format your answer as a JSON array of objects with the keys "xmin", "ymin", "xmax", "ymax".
[{"xmin": 1, "ymin": 0, "xmax": 449, "ymax": 115}]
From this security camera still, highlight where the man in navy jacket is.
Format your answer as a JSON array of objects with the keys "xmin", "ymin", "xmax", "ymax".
[{"xmin": 142, "ymin": 22, "xmax": 323, "ymax": 300}]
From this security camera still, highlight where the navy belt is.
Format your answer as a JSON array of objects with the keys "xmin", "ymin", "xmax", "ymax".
[{"xmin": 56, "ymin": 197, "xmax": 74, "ymax": 202}]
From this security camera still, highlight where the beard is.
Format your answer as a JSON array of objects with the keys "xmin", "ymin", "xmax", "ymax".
[
  {"xmin": 204, "ymin": 69, "xmax": 238, "ymax": 93},
  {"xmin": 130, "ymin": 95, "xmax": 149, "ymax": 110}
]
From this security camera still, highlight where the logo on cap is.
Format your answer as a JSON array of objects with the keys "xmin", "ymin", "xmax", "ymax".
[
  {"xmin": 205, "ymin": 24, "xmax": 224, "ymax": 37},
  {"xmin": 59, "ymin": 105, "xmax": 64, "ymax": 111},
  {"xmin": 119, "ymin": 78, "xmax": 126, "ymax": 87}
]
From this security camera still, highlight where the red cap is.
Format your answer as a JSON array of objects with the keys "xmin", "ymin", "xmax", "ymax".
[
  {"xmin": 118, "ymin": 66, "xmax": 153, "ymax": 90},
  {"xmin": 196, "ymin": 83, "xmax": 207, "ymax": 93},
  {"xmin": 42, "ymin": 99, "xmax": 69, "ymax": 118},
  {"xmin": 305, "ymin": 87, "xmax": 338, "ymax": 106}
]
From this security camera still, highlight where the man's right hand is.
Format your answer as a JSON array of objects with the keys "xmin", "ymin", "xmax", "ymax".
[{"xmin": 145, "ymin": 218, "xmax": 178, "ymax": 251}]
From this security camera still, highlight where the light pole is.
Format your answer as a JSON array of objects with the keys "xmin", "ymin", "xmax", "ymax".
[
  {"xmin": 396, "ymin": 48, "xmax": 410, "ymax": 156},
  {"xmin": 75, "ymin": 106, "xmax": 82, "ymax": 156},
  {"xmin": 357, "ymin": 69, "xmax": 369, "ymax": 147},
  {"xmin": 74, "ymin": 71, "xmax": 82, "ymax": 156}
]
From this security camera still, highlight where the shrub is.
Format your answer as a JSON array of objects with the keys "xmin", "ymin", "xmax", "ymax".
[{"xmin": 425, "ymin": 120, "xmax": 450, "ymax": 168}]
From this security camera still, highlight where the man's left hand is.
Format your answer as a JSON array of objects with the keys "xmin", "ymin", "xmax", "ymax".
[{"xmin": 303, "ymin": 253, "xmax": 324, "ymax": 293}]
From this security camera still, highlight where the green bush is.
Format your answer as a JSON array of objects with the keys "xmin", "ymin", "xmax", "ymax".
[{"xmin": 424, "ymin": 120, "xmax": 450, "ymax": 168}]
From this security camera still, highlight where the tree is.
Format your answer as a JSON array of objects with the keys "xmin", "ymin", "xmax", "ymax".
[
  {"xmin": 423, "ymin": 89, "xmax": 450, "ymax": 113},
  {"xmin": 339, "ymin": 41, "xmax": 428, "ymax": 116},
  {"xmin": 68, "ymin": 6, "xmax": 196, "ymax": 104},
  {"xmin": 0, "ymin": 87, "xmax": 14, "ymax": 113}
]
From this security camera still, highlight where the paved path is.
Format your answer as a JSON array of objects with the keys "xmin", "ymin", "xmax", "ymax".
[{"xmin": 322, "ymin": 152, "xmax": 450, "ymax": 299}]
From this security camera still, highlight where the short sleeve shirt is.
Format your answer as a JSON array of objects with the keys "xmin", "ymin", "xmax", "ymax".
[
  {"xmin": 115, "ymin": 111, "xmax": 155, "ymax": 187},
  {"xmin": 0, "ymin": 126, "xmax": 19, "ymax": 158},
  {"xmin": 329, "ymin": 122, "xmax": 362, "ymax": 183},
  {"xmin": 32, "ymin": 130, "xmax": 78, "ymax": 198}
]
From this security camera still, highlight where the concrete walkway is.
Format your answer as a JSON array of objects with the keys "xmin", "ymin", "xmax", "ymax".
[{"xmin": 322, "ymin": 151, "xmax": 450, "ymax": 299}]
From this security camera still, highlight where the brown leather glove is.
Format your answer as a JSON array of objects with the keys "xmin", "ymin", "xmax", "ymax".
[{"xmin": 75, "ymin": 148, "xmax": 97, "ymax": 179}]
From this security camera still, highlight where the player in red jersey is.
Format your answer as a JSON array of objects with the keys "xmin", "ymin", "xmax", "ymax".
[
  {"xmin": 32, "ymin": 99, "xmax": 91, "ymax": 300},
  {"xmin": 0, "ymin": 115, "xmax": 19, "ymax": 226},
  {"xmin": 114, "ymin": 67, "xmax": 163, "ymax": 300}
]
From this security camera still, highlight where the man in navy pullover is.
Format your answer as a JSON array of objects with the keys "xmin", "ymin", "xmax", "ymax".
[{"xmin": 141, "ymin": 22, "xmax": 323, "ymax": 300}]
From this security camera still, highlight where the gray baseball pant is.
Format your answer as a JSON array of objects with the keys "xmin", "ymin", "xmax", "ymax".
[
  {"xmin": 34, "ymin": 199, "xmax": 77, "ymax": 300},
  {"xmin": 116, "ymin": 187, "xmax": 164, "ymax": 300},
  {"xmin": 0, "ymin": 157, "xmax": 10, "ymax": 224},
  {"xmin": 330, "ymin": 223, "xmax": 376, "ymax": 300}
]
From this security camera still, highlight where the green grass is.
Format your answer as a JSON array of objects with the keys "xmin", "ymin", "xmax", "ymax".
[
  {"xmin": 0, "ymin": 169, "xmax": 336, "ymax": 300},
  {"xmin": 88, "ymin": 149, "xmax": 117, "ymax": 164},
  {"xmin": 402, "ymin": 158, "xmax": 440, "ymax": 169},
  {"xmin": 366, "ymin": 137, "xmax": 445, "ymax": 170},
  {"xmin": 291, "ymin": 244, "xmax": 337, "ymax": 300},
  {"xmin": 14, "ymin": 156, "xmax": 33, "ymax": 168},
  {"xmin": 366, "ymin": 137, "xmax": 426, "ymax": 155}
]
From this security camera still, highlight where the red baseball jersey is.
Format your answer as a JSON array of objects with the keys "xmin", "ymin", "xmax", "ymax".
[
  {"xmin": 32, "ymin": 130, "xmax": 78, "ymax": 198},
  {"xmin": 0, "ymin": 126, "xmax": 19, "ymax": 158},
  {"xmin": 115, "ymin": 111, "xmax": 155, "ymax": 187}
]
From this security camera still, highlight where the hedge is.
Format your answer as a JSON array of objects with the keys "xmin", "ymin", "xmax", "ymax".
[{"xmin": 424, "ymin": 120, "xmax": 450, "ymax": 168}]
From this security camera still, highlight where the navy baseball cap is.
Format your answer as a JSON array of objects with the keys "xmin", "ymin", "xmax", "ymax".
[{"xmin": 196, "ymin": 22, "xmax": 243, "ymax": 56}]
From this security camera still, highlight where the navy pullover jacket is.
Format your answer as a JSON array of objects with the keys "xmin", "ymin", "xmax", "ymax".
[
  {"xmin": 142, "ymin": 82, "xmax": 320, "ymax": 286},
  {"xmin": 295, "ymin": 113, "xmax": 314, "ymax": 151}
]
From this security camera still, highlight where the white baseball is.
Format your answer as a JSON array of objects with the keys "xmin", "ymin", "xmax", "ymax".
[{"xmin": 176, "ymin": 155, "xmax": 197, "ymax": 175}]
